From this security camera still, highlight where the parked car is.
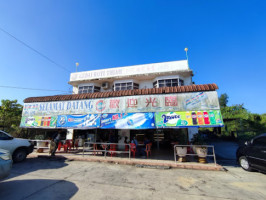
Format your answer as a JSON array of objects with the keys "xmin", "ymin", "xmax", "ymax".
[
  {"xmin": 0, "ymin": 148, "xmax": 12, "ymax": 180},
  {"xmin": 236, "ymin": 133, "xmax": 266, "ymax": 173},
  {"xmin": 0, "ymin": 130, "xmax": 34, "ymax": 162}
]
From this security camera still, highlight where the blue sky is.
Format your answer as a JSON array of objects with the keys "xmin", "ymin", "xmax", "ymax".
[{"xmin": 0, "ymin": 0, "xmax": 265, "ymax": 114}]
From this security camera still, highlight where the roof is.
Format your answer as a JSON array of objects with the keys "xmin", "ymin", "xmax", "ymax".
[{"xmin": 24, "ymin": 83, "xmax": 218, "ymax": 103}]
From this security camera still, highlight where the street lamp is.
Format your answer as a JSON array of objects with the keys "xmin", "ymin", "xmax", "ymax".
[{"xmin": 76, "ymin": 62, "xmax": 79, "ymax": 72}]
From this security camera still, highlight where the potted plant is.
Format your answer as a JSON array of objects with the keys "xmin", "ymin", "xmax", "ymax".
[
  {"xmin": 191, "ymin": 133, "xmax": 208, "ymax": 163},
  {"xmin": 175, "ymin": 133, "xmax": 188, "ymax": 162}
]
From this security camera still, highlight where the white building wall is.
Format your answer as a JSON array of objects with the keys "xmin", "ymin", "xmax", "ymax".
[{"xmin": 139, "ymin": 81, "xmax": 153, "ymax": 89}]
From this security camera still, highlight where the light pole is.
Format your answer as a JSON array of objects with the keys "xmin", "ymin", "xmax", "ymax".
[
  {"xmin": 76, "ymin": 62, "xmax": 79, "ymax": 72},
  {"xmin": 184, "ymin": 47, "xmax": 189, "ymax": 69}
]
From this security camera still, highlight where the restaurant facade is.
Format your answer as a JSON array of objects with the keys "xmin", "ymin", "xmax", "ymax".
[{"xmin": 20, "ymin": 60, "xmax": 223, "ymax": 150}]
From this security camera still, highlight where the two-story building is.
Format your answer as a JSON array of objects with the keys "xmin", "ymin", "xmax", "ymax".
[{"xmin": 21, "ymin": 60, "xmax": 223, "ymax": 151}]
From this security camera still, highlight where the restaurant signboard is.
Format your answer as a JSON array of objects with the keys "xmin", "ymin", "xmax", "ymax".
[{"xmin": 22, "ymin": 91, "xmax": 220, "ymax": 117}]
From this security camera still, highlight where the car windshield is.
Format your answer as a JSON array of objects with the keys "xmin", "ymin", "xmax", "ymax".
[{"xmin": 0, "ymin": 130, "xmax": 12, "ymax": 138}]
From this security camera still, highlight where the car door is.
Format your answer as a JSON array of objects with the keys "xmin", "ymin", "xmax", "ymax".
[
  {"xmin": 0, "ymin": 131, "xmax": 14, "ymax": 153},
  {"xmin": 248, "ymin": 136, "xmax": 266, "ymax": 171}
]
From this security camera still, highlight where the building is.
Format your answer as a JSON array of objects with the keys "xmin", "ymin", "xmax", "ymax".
[{"xmin": 20, "ymin": 60, "xmax": 223, "ymax": 152}]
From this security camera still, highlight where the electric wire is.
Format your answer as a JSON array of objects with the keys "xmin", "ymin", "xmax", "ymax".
[
  {"xmin": 0, "ymin": 85, "xmax": 71, "ymax": 93},
  {"xmin": 0, "ymin": 26, "xmax": 71, "ymax": 73}
]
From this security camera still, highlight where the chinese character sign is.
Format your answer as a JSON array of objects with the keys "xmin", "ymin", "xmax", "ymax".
[{"xmin": 22, "ymin": 91, "xmax": 220, "ymax": 117}]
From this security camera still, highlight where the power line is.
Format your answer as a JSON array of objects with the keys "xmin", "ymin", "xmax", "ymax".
[
  {"xmin": 0, "ymin": 26, "xmax": 71, "ymax": 73},
  {"xmin": 0, "ymin": 85, "xmax": 71, "ymax": 93}
]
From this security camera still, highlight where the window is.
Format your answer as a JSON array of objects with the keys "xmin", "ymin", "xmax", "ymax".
[
  {"xmin": 114, "ymin": 82, "xmax": 139, "ymax": 91},
  {"xmin": 0, "ymin": 132, "xmax": 11, "ymax": 140},
  {"xmin": 153, "ymin": 78, "xmax": 184, "ymax": 88},
  {"xmin": 252, "ymin": 137, "xmax": 266, "ymax": 146},
  {"xmin": 78, "ymin": 86, "xmax": 100, "ymax": 94}
]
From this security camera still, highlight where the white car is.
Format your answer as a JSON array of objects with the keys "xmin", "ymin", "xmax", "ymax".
[{"xmin": 0, "ymin": 130, "xmax": 34, "ymax": 162}]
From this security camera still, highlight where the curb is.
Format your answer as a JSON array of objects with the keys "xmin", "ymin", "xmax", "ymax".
[{"xmin": 30, "ymin": 154, "xmax": 224, "ymax": 171}]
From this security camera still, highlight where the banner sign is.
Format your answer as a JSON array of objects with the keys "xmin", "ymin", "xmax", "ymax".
[
  {"xmin": 22, "ymin": 91, "xmax": 219, "ymax": 117},
  {"xmin": 56, "ymin": 114, "xmax": 100, "ymax": 129},
  {"xmin": 155, "ymin": 110, "xmax": 223, "ymax": 128},
  {"xmin": 101, "ymin": 112, "xmax": 155, "ymax": 129},
  {"xmin": 20, "ymin": 116, "xmax": 57, "ymax": 128},
  {"xmin": 70, "ymin": 60, "xmax": 188, "ymax": 81}
]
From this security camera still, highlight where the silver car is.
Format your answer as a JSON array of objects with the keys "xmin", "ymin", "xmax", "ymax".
[{"xmin": 0, "ymin": 148, "xmax": 12, "ymax": 180}]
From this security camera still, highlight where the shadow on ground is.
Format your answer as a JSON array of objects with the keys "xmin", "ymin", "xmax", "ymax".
[
  {"xmin": 0, "ymin": 179, "xmax": 78, "ymax": 200},
  {"xmin": 6, "ymin": 157, "xmax": 69, "ymax": 180}
]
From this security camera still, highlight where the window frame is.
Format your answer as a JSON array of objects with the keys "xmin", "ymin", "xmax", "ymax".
[
  {"xmin": 78, "ymin": 85, "xmax": 100, "ymax": 94},
  {"xmin": 114, "ymin": 82, "xmax": 139, "ymax": 91},
  {"xmin": 153, "ymin": 78, "xmax": 184, "ymax": 88}
]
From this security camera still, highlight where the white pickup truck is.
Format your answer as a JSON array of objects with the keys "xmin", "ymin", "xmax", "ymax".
[{"xmin": 0, "ymin": 130, "xmax": 34, "ymax": 162}]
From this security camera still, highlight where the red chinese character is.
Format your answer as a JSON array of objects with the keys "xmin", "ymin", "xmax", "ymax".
[
  {"xmin": 112, "ymin": 114, "xmax": 120, "ymax": 120},
  {"xmin": 165, "ymin": 96, "xmax": 178, "ymax": 106},
  {"xmin": 109, "ymin": 99, "xmax": 120, "ymax": 109},
  {"xmin": 146, "ymin": 97, "xmax": 158, "ymax": 107},
  {"xmin": 127, "ymin": 98, "xmax": 138, "ymax": 108}
]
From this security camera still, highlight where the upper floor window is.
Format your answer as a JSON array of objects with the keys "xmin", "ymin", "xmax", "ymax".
[
  {"xmin": 153, "ymin": 78, "xmax": 184, "ymax": 88},
  {"xmin": 114, "ymin": 82, "xmax": 139, "ymax": 91},
  {"xmin": 78, "ymin": 85, "xmax": 100, "ymax": 94}
]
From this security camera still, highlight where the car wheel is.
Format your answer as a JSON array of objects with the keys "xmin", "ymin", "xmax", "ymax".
[
  {"xmin": 13, "ymin": 149, "xmax": 27, "ymax": 162},
  {"xmin": 239, "ymin": 156, "xmax": 252, "ymax": 171}
]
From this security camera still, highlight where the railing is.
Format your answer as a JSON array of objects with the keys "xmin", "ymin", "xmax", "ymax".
[
  {"xmin": 30, "ymin": 140, "xmax": 51, "ymax": 149},
  {"xmin": 174, "ymin": 145, "xmax": 217, "ymax": 165},
  {"xmin": 83, "ymin": 142, "xmax": 131, "ymax": 159}
]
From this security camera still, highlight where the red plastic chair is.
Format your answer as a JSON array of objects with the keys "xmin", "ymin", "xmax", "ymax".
[
  {"xmin": 93, "ymin": 143, "xmax": 98, "ymax": 156},
  {"xmin": 74, "ymin": 139, "xmax": 79, "ymax": 150},
  {"xmin": 145, "ymin": 143, "xmax": 152, "ymax": 158},
  {"xmin": 63, "ymin": 140, "xmax": 71, "ymax": 152},
  {"xmin": 109, "ymin": 144, "xmax": 117, "ymax": 157},
  {"xmin": 130, "ymin": 143, "xmax": 137, "ymax": 158},
  {"xmin": 125, "ymin": 143, "xmax": 129, "ymax": 152},
  {"xmin": 58, "ymin": 141, "xmax": 63, "ymax": 151}
]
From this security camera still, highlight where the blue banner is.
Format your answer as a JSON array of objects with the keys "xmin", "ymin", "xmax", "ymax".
[
  {"xmin": 101, "ymin": 113, "xmax": 155, "ymax": 129},
  {"xmin": 57, "ymin": 114, "xmax": 100, "ymax": 128}
]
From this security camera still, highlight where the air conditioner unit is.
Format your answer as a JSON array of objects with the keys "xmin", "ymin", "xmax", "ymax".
[{"xmin": 102, "ymin": 82, "xmax": 109, "ymax": 90}]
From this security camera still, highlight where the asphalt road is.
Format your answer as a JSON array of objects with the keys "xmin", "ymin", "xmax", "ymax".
[{"xmin": 1, "ymin": 157, "xmax": 266, "ymax": 200}]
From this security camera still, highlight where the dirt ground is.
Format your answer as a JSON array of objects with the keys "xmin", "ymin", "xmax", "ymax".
[{"xmin": 1, "ymin": 157, "xmax": 266, "ymax": 200}]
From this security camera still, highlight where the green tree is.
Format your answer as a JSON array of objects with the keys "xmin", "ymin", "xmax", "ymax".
[
  {"xmin": 0, "ymin": 99, "xmax": 23, "ymax": 134},
  {"xmin": 219, "ymin": 93, "xmax": 229, "ymax": 108}
]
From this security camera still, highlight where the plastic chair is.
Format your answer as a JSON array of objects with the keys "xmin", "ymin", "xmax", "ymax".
[
  {"xmin": 74, "ymin": 139, "xmax": 79, "ymax": 150},
  {"xmin": 93, "ymin": 143, "xmax": 98, "ymax": 156},
  {"xmin": 109, "ymin": 144, "xmax": 117, "ymax": 157},
  {"xmin": 130, "ymin": 143, "xmax": 137, "ymax": 158},
  {"xmin": 125, "ymin": 143, "xmax": 129, "ymax": 152},
  {"xmin": 145, "ymin": 143, "xmax": 152, "ymax": 158},
  {"xmin": 63, "ymin": 140, "xmax": 71, "ymax": 152},
  {"xmin": 57, "ymin": 141, "xmax": 63, "ymax": 151}
]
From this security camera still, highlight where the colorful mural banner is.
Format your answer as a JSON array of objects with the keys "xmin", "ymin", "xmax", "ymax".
[
  {"xmin": 101, "ymin": 112, "xmax": 155, "ymax": 129},
  {"xmin": 155, "ymin": 110, "xmax": 223, "ymax": 128},
  {"xmin": 20, "ymin": 116, "xmax": 57, "ymax": 128},
  {"xmin": 22, "ymin": 91, "xmax": 220, "ymax": 117},
  {"xmin": 56, "ymin": 114, "xmax": 100, "ymax": 128}
]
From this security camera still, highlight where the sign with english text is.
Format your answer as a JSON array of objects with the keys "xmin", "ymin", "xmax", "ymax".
[{"xmin": 22, "ymin": 91, "xmax": 220, "ymax": 117}]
